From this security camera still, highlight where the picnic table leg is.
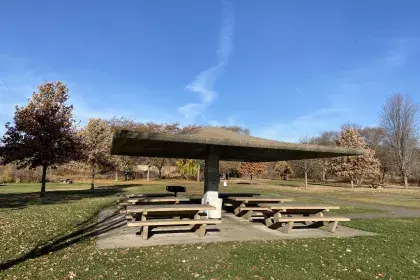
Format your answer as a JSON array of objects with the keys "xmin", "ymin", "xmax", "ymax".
[
  {"xmin": 191, "ymin": 211, "xmax": 202, "ymax": 230},
  {"xmin": 303, "ymin": 214, "xmax": 312, "ymax": 226},
  {"xmin": 268, "ymin": 211, "xmax": 282, "ymax": 229},
  {"xmin": 195, "ymin": 224, "xmax": 207, "ymax": 237},
  {"xmin": 234, "ymin": 202, "xmax": 246, "ymax": 216},
  {"xmin": 265, "ymin": 217, "xmax": 273, "ymax": 227},
  {"xmin": 281, "ymin": 221, "xmax": 294, "ymax": 233},
  {"xmin": 322, "ymin": 221, "xmax": 338, "ymax": 233},
  {"xmin": 141, "ymin": 213, "xmax": 150, "ymax": 240},
  {"xmin": 243, "ymin": 210, "xmax": 253, "ymax": 221}
]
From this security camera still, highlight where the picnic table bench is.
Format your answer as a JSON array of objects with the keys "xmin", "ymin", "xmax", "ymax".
[
  {"xmin": 118, "ymin": 193, "xmax": 176, "ymax": 202},
  {"xmin": 119, "ymin": 197, "xmax": 190, "ymax": 209},
  {"xmin": 124, "ymin": 204, "xmax": 221, "ymax": 240},
  {"xmin": 260, "ymin": 203, "xmax": 348, "ymax": 233},
  {"xmin": 229, "ymin": 196, "xmax": 293, "ymax": 219}
]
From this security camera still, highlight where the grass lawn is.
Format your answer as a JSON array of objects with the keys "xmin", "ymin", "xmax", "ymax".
[
  {"xmin": 260, "ymin": 179, "xmax": 420, "ymax": 209},
  {"xmin": 0, "ymin": 181, "xmax": 419, "ymax": 279}
]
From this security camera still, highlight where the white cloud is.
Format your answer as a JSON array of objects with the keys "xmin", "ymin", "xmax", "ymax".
[{"xmin": 179, "ymin": 1, "xmax": 234, "ymax": 120}]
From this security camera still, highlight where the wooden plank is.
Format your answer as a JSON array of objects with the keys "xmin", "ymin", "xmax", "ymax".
[
  {"xmin": 260, "ymin": 203, "xmax": 340, "ymax": 210},
  {"xmin": 126, "ymin": 197, "xmax": 190, "ymax": 203},
  {"xmin": 229, "ymin": 197, "xmax": 293, "ymax": 202},
  {"xmin": 237, "ymin": 207, "xmax": 271, "ymax": 211},
  {"xmin": 127, "ymin": 219, "xmax": 222, "ymax": 227},
  {"xmin": 125, "ymin": 204, "xmax": 216, "ymax": 214},
  {"xmin": 219, "ymin": 193, "xmax": 260, "ymax": 199},
  {"xmin": 276, "ymin": 216, "xmax": 350, "ymax": 222}
]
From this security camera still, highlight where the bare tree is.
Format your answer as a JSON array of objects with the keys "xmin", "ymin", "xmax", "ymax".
[{"xmin": 380, "ymin": 94, "xmax": 419, "ymax": 188}]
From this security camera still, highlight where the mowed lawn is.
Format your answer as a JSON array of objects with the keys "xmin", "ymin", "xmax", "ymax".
[{"xmin": 0, "ymin": 181, "xmax": 420, "ymax": 279}]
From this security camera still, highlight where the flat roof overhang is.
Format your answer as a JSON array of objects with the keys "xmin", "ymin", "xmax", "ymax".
[{"xmin": 111, "ymin": 127, "xmax": 366, "ymax": 162}]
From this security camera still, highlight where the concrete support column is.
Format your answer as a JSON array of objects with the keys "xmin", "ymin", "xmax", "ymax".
[{"xmin": 203, "ymin": 146, "xmax": 221, "ymax": 217}]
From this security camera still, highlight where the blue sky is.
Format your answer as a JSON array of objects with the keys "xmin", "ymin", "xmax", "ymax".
[{"xmin": 1, "ymin": 1, "xmax": 419, "ymax": 142}]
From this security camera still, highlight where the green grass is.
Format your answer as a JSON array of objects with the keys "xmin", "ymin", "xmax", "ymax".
[{"xmin": 0, "ymin": 181, "xmax": 419, "ymax": 279}]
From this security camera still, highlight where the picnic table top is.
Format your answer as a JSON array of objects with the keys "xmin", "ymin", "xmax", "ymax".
[
  {"xmin": 121, "ymin": 193, "xmax": 175, "ymax": 198},
  {"xmin": 126, "ymin": 197, "xmax": 190, "ymax": 203},
  {"xmin": 126, "ymin": 204, "xmax": 216, "ymax": 213},
  {"xmin": 219, "ymin": 193, "xmax": 260, "ymax": 198},
  {"xmin": 259, "ymin": 203, "xmax": 340, "ymax": 210},
  {"xmin": 228, "ymin": 197, "xmax": 293, "ymax": 202}
]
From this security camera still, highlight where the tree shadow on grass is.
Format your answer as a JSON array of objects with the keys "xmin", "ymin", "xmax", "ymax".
[
  {"xmin": 0, "ymin": 208, "xmax": 126, "ymax": 271},
  {"xmin": 0, "ymin": 184, "xmax": 142, "ymax": 209}
]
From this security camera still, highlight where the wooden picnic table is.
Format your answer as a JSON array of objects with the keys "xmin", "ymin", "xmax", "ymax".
[
  {"xmin": 229, "ymin": 196, "xmax": 293, "ymax": 219},
  {"xmin": 124, "ymin": 204, "xmax": 220, "ymax": 239},
  {"xmin": 260, "ymin": 203, "xmax": 340, "ymax": 228}
]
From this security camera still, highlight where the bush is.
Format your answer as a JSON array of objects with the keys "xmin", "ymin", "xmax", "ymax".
[{"xmin": 0, "ymin": 165, "xmax": 15, "ymax": 183}]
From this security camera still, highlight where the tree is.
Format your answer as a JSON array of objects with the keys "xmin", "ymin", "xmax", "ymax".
[
  {"xmin": 273, "ymin": 161, "xmax": 293, "ymax": 180},
  {"xmin": 329, "ymin": 127, "xmax": 380, "ymax": 187},
  {"xmin": 176, "ymin": 159, "xmax": 201, "ymax": 180},
  {"xmin": 380, "ymin": 93, "xmax": 419, "ymax": 188},
  {"xmin": 219, "ymin": 161, "xmax": 240, "ymax": 179},
  {"xmin": 239, "ymin": 162, "xmax": 266, "ymax": 181},
  {"xmin": 80, "ymin": 118, "xmax": 114, "ymax": 190},
  {"xmin": 293, "ymin": 137, "xmax": 318, "ymax": 188},
  {"xmin": 0, "ymin": 82, "xmax": 83, "ymax": 197},
  {"xmin": 358, "ymin": 126, "xmax": 395, "ymax": 184},
  {"xmin": 313, "ymin": 131, "xmax": 339, "ymax": 181}
]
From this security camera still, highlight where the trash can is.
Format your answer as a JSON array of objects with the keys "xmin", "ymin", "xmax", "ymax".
[{"xmin": 206, "ymin": 198, "xmax": 223, "ymax": 219}]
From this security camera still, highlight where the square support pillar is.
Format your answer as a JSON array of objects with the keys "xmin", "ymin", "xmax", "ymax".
[{"xmin": 202, "ymin": 146, "xmax": 221, "ymax": 218}]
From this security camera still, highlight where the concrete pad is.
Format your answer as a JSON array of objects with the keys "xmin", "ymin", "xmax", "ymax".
[{"xmin": 97, "ymin": 207, "xmax": 375, "ymax": 249}]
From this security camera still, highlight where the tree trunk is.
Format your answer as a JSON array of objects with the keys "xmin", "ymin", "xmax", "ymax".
[
  {"xmin": 304, "ymin": 171, "xmax": 308, "ymax": 189},
  {"xmin": 197, "ymin": 164, "xmax": 200, "ymax": 182},
  {"xmin": 40, "ymin": 165, "xmax": 47, "ymax": 197},
  {"xmin": 404, "ymin": 174, "xmax": 408, "ymax": 188},
  {"xmin": 91, "ymin": 167, "xmax": 95, "ymax": 190},
  {"xmin": 321, "ymin": 167, "xmax": 326, "ymax": 182},
  {"xmin": 158, "ymin": 168, "xmax": 162, "ymax": 179},
  {"xmin": 115, "ymin": 171, "xmax": 118, "ymax": 182},
  {"xmin": 350, "ymin": 180, "xmax": 354, "ymax": 188},
  {"xmin": 147, "ymin": 166, "xmax": 150, "ymax": 181}
]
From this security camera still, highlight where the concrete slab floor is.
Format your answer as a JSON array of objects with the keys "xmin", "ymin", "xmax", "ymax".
[{"xmin": 96, "ymin": 207, "xmax": 375, "ymax": 249}]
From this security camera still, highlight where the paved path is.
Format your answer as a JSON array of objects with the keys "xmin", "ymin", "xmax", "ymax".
[{"xmin": 288, "ymin": 192, "xmax": 420, "ymax": 219}]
